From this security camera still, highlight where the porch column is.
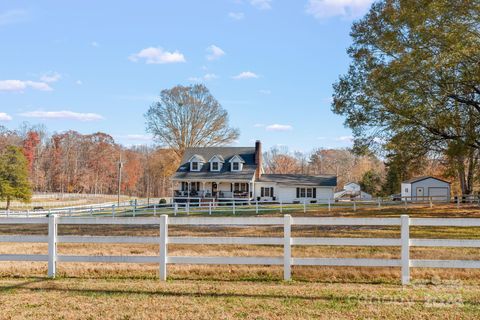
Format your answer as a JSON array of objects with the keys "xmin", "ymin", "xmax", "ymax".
[
  {"xmin": 231, "ymin": 182, "xmax": 234, "ymax": 199},
  {"xmin": 202, "ymin": 181, "xmax": 206, "ymax": 197},
  {"xmin": 187, "ymin": 181, "xmax": 190, "ymax": 200}
]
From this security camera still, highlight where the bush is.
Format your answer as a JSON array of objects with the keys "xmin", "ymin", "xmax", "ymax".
[{"xmin": 159, "ymin": 199, "xmax": 167, "ymax": 204}]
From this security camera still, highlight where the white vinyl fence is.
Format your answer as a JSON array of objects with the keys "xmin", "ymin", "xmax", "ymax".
[
  {"xmin": 3, "ymin": 195, "xmax": 478, "ymax": 218},
  {"xmin": 1, "ymin": 215, "xmax": 480, "ymax": 284}
]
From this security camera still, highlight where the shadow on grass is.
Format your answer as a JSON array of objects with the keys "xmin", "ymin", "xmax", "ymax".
[{"xmin": 0, "ymin": 279, "xmax": 478, "ymax": 307}]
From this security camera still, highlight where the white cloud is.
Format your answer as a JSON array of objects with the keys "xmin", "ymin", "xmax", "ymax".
[
  {"xmin": 228, "ymin": 12, "xmax": 245, "ymax": 20},
  {"xmin": 188, "ymin": 73, "xmax": 219, "ymax": 82},
  {"xmin": 336, "ymin": 135, "xmax": 354, "ymax": 142},
  {"xmin": 306, "ymin": 0, "xmax": 373, "ymax": 19},
  {"xmin": 0, "ymin": 9, "xmax": 28, "ymax": 26},
  {"xmin": 250, "ymin": 0, "xmax": 272, "ymax": 10},
  {"xmin": 266, "ymin": 124, "xmax": 293, "ymax": 132},
  {"xmin": 0, "ymin": 80, "xmax": 52, "ymax": 92},
  {"xmin": 206, "ymin": 45, "xmax": 226, "ymax": 61},
  {"xmin": 129, "ymin": 47, "xmax": 186, "ymax": 64},
  {"xmin": 40, "ymin": 72, "xmax": 61, "ymax": 83},
  {"xmin": 0, "ymin": 113, "xmax": 12, "ymax": 121},
  {"xmin": 20, "ymin": 110, "xmax": 103, "ymax": 121},
  {"xmin": 90, "ymin": 41, "xmax": 99, "ymax": 47},
  {"xmin": 232, "ymin": 71, "xmax": 259, "ymax": 80},
  {"xmin": 259, "ymin": 89, "xmax": 271, "ymax": 95}
]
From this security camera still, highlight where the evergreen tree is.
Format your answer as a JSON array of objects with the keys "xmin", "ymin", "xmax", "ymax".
[{"xmin": 0, "ymin": 146, "xmax": 32, "ymax": 209}]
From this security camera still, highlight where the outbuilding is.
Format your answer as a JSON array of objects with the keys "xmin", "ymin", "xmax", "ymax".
[{"xmin": 401, "ymin": 176, "xmax": 451, "ymax": 202}]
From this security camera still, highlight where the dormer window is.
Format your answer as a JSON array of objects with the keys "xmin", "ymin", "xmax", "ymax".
[
  {"xmin": 208, "ymin": 155, "xmax": 224, "ymax": 172},
  {"xmin": 191, "ymin": 162, "xmax": 200, "ymax": 171},
  {"xmin": 188, "ymin": 154, "xmax": 205, "ymax": 172},
  {"xmin": 229, "ymin": 155, "xmax": 245, "ymax": 172},
  {"xmin": 232, "ymin": 162, "xmax": 240, "ymax": 171}
]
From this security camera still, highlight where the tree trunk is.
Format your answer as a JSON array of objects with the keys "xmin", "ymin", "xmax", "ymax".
[{"xmin": 6, "ymin": 197, "xmax": 10, "ymax": 210}]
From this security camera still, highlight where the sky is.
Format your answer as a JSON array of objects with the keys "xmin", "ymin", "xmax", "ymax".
[{"xmin": 0, "ymin": 0, "xmax": 374, "ymax": 152}]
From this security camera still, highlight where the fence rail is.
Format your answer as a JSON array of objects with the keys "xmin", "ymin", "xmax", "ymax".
[
  {"xmin": 1, "ymin": 215, "xmax": 480, "ymax": 284},
  {"xmin": 2, "ymin": 195, "xmax": 479, "ymax": 218}
]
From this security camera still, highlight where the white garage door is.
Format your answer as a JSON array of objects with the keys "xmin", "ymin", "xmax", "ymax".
[{"xmin": 428, "ymin": 187, "xmax": 449, "ymax": 202}]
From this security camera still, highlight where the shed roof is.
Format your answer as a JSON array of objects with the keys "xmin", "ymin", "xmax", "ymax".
[{"xmin": 402, "ymin": 176, "xmax": 450, "ymax": 184}]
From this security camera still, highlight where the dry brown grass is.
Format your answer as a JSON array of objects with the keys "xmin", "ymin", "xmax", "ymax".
[{"xmin": 1, "ymin": 205, "xmax": 480, "ymax": 319}]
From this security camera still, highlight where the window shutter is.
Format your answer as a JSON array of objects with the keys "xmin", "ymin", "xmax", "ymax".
[
  {"xmin": 270, "ymin": 187, "xmax": 274, "ymax": 197},
  {"xmin": 296, "ymin": 188, "xmax": 300, "ymax": 198},
  {"xmin": 261, "ymin": 188, "xmax": 265, "ymax": 197},
  {"xmin": 313, "ymin": 188, "xmax": 317, "ymax": 198}
]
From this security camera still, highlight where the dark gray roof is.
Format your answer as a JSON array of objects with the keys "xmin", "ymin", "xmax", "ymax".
[
  {"xmin": 259, "ymin": 174, "xmax": 337, "ymax": 187},
  {"xmin": 402, "ymin": 176, "xmax": 450, "ymax": 184},
  {"xmin": 172, "ymin": 147, "xmax": 257, "ymax": 181}
]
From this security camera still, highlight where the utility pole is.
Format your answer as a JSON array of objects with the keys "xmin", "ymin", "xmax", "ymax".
[{"xmin": 117, "ymin": 153, "xmax": 123, "ymax": 207}]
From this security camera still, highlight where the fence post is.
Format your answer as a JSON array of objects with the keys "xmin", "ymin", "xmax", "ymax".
[
  {"xmin": 429, "ymin": 197, "xmax": 433, "ymax": 209},
  {"xmin": 404, "ymin": 200, "xmax": 408, "ymax": 211},
  {"xmin": 69, "ymin": 208, "xmax": 72, "ymax": 217},
  {"xmin": 353, "ymin": 201, "xmax": 356, "ymax": 212},
  {"xmin": 174, "ymin": 203, "xmax": 178, "ymax": 216},
  {"xmin": 280, "ymin": 201, "xmax": 283, "ymax": 213},
  {"xmin": 153, "ymin": 204, "xmax": 157, "ymax": 217},
  {"xmin": 26, "ymin": 210, "xmax": 30, "ymax": 218},
  {"xmin": 48, "ymin": 214, "xmax": 57, "ymax": 278},
  {"xmin": 232, "ymin": 200, "xmax": 236, "ymax": 215},
  {"xmin": 378, "ymin": 198, "xmax": 381, "ymax": 209},
  {"xmin": 90, "ymin": 206, "xmax": 93, "ymax": 216},
  {"xmin": 303, "ymin": 200, "xmax": 307, "ymax": 213},
  {"xmin": 186, "ymin": 202, "xmax": 190, "ymax": 215},
  {"xmin": 256, "ymin": 201, "xmax": 259, "ymax": 214},
  {"xmin": 401, "ymin": 215, "xmax": 410, "ymax": 285},
  {"xmin": 159, "ymin": 214, "xmax": 168, "ymax": 281},
  {"xmin": 328, "ymin": 198, "xmax": 331, "ymax": 212},
  {"xmin": 457, "ymin": 195, "xmax": 460, "ymax": 209},
  {"xmin": 284, "ymin": 214, "xmax": 292, "ymax": 281},
  {"xmin": 209, "ymin": 202, "xmax": 212, "ymax": 215}
]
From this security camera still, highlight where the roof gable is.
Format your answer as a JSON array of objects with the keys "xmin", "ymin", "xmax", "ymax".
[
  {"xmin": 208, "ymin": 155, "xmax": 225, "ymax": 163},
  {"xmin": 402, "ymin": 176, "xmax": 450, "ymax": 184},
  {"xmin": 229, "ymin": 155, "xmax": 245, "ymax": 163}
]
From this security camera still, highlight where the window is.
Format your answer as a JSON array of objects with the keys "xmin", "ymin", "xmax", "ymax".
[
  {"xmin": 191, "ymin": 162, "xmax": 199, "ymax": 171},
  {"xmin": 405, "ymin": 188, "xmax": 409, "ymax": 193},
  {"xmin": 261, "ymin": 187, "xmax": 273, "ymax": 197},
  {"xmin": 297, "ymin": 188, "xmax": 316, "ymax": 198},
  {"xmin": 234, "ymin": 183, "xmax": 248, "ymax": 192},
  {"xmin": 232, "ymin": 162, "xmax": 240, "ymax": 171},
  {"xmin": 211, "ymin": 162, "xmax": 219, "ymax": 171}
]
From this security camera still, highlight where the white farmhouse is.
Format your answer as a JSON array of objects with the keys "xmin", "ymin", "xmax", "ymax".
[
  {"xmin": 172, "ymin": 141, "xmax": 337, "ymax": 204},
  {"xmin": 401, "ymin": 176, "xmax": 451, "ymax": 202}
]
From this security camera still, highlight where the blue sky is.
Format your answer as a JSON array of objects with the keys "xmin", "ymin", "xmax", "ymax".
[{"xmin": 0, "ymin": 0, "xmax": 373, "ymax": 152}]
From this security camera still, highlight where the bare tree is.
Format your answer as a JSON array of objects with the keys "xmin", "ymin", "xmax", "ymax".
[
  {"xmin": 263, "ymin": 147, "xmax": 301, "ymax": 174},
  {"xmin": 146, "ymin": 84, "xmax": 240, "ymax": 157}
]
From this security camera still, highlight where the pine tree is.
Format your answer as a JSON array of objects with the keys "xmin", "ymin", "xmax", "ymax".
[{"xmin": 0, "ymin": 146, "xmax": 32, "ymax": 209}]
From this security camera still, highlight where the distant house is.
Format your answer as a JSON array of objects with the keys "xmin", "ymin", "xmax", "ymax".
[
  {"xmin": 334, "ymin": 182, "xmax": 372, "ymax": 201},
  {"xmin": 172, "ymin": 141, "xmax": 337, "ymax": 203},
  {"xmin": 401, "ymin": 176, "xmax": 450, "ymax": 202}
]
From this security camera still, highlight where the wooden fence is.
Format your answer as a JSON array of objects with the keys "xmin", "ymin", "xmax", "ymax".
[{"xmin": 1, "ymin": 215, "xmax": 480, "ymax": 284}]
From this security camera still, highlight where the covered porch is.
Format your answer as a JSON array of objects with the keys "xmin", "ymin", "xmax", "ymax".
[{"xmin": 173, "ymin": 180, "xmax": 254, "ymax": 201}]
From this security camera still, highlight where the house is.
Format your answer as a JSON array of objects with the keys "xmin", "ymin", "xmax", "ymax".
[
  {"xmin": 172, "ymin": 141, "xmax": 337, "ymax": 203},
  {"xmin": 334, "ymin": 182, "xmax": 373, "ymax": 201},
  {"xmin": 401, "ymin": 176, "xmax": 451, "ymax": 202}
]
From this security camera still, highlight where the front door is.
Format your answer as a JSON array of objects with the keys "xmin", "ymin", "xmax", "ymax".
[
  {"xmin": 212, "ymin": 182, "xmax": 218, "ymax": 197},
  {"xmin": 416, "ymin": 187, "xmax": 424, "ymax": 200}
]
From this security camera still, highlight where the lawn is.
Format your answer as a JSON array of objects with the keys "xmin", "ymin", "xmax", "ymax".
[{"xmin": 1, "ymin": 204, "xmax": 480, "ymax": 319}]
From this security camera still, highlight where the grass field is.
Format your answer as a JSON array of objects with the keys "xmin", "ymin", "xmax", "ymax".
[{"xmin": 1, "ymin": 204, "xmax": 480, "ymax": 319}]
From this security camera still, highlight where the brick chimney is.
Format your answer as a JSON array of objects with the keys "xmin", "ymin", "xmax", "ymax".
[{"xmin": 255, "ymin": 140, "xmax": 262, "ymax": 179}]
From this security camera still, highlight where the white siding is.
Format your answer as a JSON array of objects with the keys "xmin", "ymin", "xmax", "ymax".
[
  {"xmin": 401, "ymin": 183, "xmax": 411, "ymax": 199},
  {"xmin": 411, "ymin": 178, "xmax": 450, "ymax": 202}
]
